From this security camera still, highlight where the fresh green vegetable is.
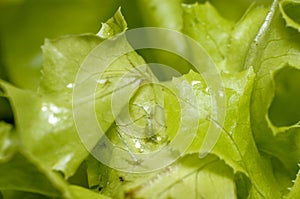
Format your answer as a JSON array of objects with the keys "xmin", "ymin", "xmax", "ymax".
[{"xmin": 1, "ymin": 0, "xmax": 300, "ymax": 198}]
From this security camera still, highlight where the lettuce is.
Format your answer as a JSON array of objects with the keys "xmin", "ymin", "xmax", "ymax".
[{"xmin": 1, "ymin": 0, "xmax": 300, "ymax": 198}]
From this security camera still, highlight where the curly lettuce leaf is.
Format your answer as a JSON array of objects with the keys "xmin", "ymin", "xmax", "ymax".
[
  {"xmin": 245, "ymin": 0, "xmax": 300, "ymax": 184},
  {"xmin": 123, "ymin": 154, "xmax": 236, "ymax": 199},
  {"xmin": 0, "ymin": 81, "xmax": 89, "ymax": 178},
  {"xmin": 179, "ymin": 1, "xmax": 300, "ymax": 197},
  {"xmin": 87, "ymin": 66, "xmax": 281, "ymax": 199},
  {"xmin": 87, "ymin": 154, "xmax": 236, "ymax": 199},
  {"xmin": 1, "ymin": 1, "xmax": 300, "ymax": 199},
  {"xmin": 182, "ymin": 2, "xmax": 233, "ymax": 66},
  {"xmin": 0, "ymin": 9, "xmax": 139, "ymax": 180},
  {"xmin": 84, "ymin": 2, "xmax": 293, "ymax": 198},
  {"xmin": 0, "ymin": 11, "xmax": 141, "ymax": 197},
  {"xmin": 0, "ymin": 9, "xmax": 157, "ymax": 199},
  {"xmin": 180, "ymin": 68, "xmax": 283, "ymax": 198},
  {"xmin": 39, "ymin": 35, "xmax": 102, "ymax": 97},
  {"xmin": 97, "ymin": 7, "xmax": 127, "ymax": 39}
]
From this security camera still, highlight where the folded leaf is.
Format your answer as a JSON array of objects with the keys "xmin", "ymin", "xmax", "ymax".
[{"xmin": 246, "ymin": 0, "xmax": 300, "ymax": 181}]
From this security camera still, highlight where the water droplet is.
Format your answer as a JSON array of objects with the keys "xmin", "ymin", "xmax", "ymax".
[
  {"xmin": 66, "ymin": 83, "xmax": 73, "ymax": 89},
  {"xmin": 53, "ymin": 154, "xmax": 73, "ymax": 171},
  {"xmin": 184, "ymin": 4, "xmax": 193, "ymax": 8},
  {"xmin": 41, "ymin": 106, "xmax": 48, "ymax": 112},
  {"xmin": 156, "ymin": 136, "xmax": 162, "ymax": 142},
  {"xmin": 49, "ymin": 104, "xmax": 60, "ymax": 113},
  {"xmin": 41, "ymin": 103, "xmax": 68, "ymax": 126},
  {"xmin": 106, "ymin": 30, "xmax": 113, "ymax": 37},
  {"xmin": 135, "ymin": 140, "xmax": 141, "ymax": 149},
  {"xmin": 205, "ymin": 87, "xmax": 210, "ymax": 93},
  {"xmin": 191, "ymin": 80, "xmax": 201, "ymax": 86},
  {"xmin": 133, "ymin": 140, "xmax": 145, "ymax": 153},
  {"xmin": 219, "ymin": 91, "xmax": 224, "ymax": 97},
  {"xmin": 48, "ymin": 114, "xmax": 59, "ymax": 125},
  {"xmin": 97, "ymin": 79, "xmax": 108, "ymax": 85},
  {"xmin": 143, "ymin": 105, "xmax": 151, "ymax": 115}
]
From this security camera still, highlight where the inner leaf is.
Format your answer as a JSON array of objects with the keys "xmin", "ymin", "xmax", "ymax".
[
  {"xmin": 281, "ymin": 1, "xmax": 300, "ymax": 25},
  {"xmin": 268, "ymin": 65, "xmax": 300, "ymax": 127}
]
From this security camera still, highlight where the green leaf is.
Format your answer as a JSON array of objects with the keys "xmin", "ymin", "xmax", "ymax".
[
  {"xmin": 181, "ymin": 68, "xmax": 282, "ymax": 198},
  {"xmin": 0, "ymin": 152, "xmax": 61, "ymax": 197},
  {"xmin": 0, "ymin": 122, "xmax": 63, "ymax": 197},
  {"xmin": 268, "ymin": 66, "xmax": 300, "ymax": 127},
  {"xmin": 91, "ymin": 154, "xmax": 237, "ymax": 199},
  {"xmin": 2, "ymin": 1, "xmax": 300, "ymax": 198},
  {"xmin": 97, "ymin": 7, "xmax": 127, "ymax": 39},
  {"xmin": 69, "ymin": 185, "xmax": 111, "ymax": 199},
  {"xmin": 136, "ymin": 0, "xmax": 182, "ymax": 29},
  {"xmin": 203, "ymin": 0, "xmax": 257, "ymax": 22},
  {"xmin": 87, "ymin": 66, "xmax": 281, "ymax": 199},
  {"xmin": 0, "ymin": 152, "xmax": 112, "ymax": 199},
  {"xmin": 67, "ymin": 161, "xmax": 89, "ymax": 188},
  {"xmin": 182, "ymin": 2, "xmax": 233, "ymax": 67},
  {"xmin": 286, "ymin": 167, "xmax": 300, "ymax": 199},
  {"xmin": 0, "ymin": 81, "xmax": 89, "ymax": 178},
  {"xmin": 133, "ymin": 0, "xmax": 194, "ymax": 78},
  {"xmin": 280, "ymin": 0, "xmax": 300, "ymax": 32},
  {"xmin": 0, "ymin": 9, "xmax": 136, "ymax": 179},
  {"xmin": 226, "ymin": 4, "xmax": 269, "ymax": 72},
  {"xmin": 0, "ymin": 121, "xmax": 111, "ymax": 199},
  {"xmin": 246, "ymin": 0, "xmax": 300, "ymax": 180},
  {"xmin": 0, "ymin": 191, "xmax": 50, "ymax": 199},
  {"xmin": 92, "ymin": 46, "xmax": 148, "ymax": 134},
  {"xmin": 0, "ymin": 122, "xmax": 16, "ymax": 160},
  {"xmin": 126, "ymin": 155, "xmax": 236, "ymax": 199},
  {"xmin": 39, "ymin": 35, "xmax": 102, "ymax": 97},
  {"xmin": 101, "ymin": 83, "xmax": 170, "ymax": 156},
  {"xmin": 216, "ymin": 69, "xmax": 282, "ymax": 198}
]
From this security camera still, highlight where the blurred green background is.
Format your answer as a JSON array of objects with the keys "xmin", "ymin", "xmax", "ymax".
[
  {"xmin": 0, "ymin": 0, "xmax": 255, "ymax": 123},
  {"xmin": 0, "ymin": 0, "xmax": 123, "ymax": 123}
]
